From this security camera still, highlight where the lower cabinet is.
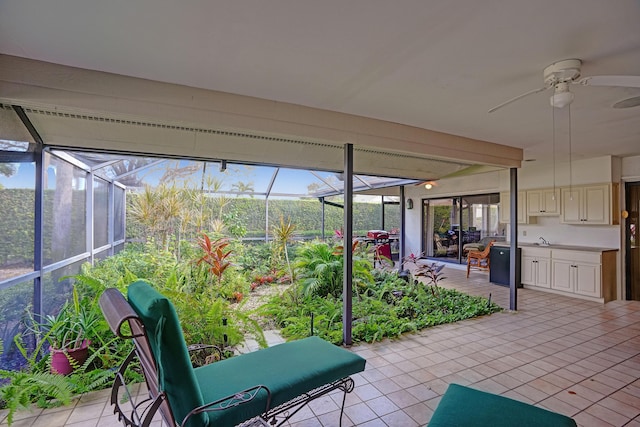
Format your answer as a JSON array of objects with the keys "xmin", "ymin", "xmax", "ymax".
[
  {"xmin": 521, "ymin": 248, "xmax": 551, "ymax": 288},
  {"xmin": 550, "ymin": 259, "xmax": 575, "ymax": 293},
  {"xmin": 574, "ymin": 263, "xmax": 601, "ymax": 298},
  {"xmin": 551, "ymin": 258, "xmax": 600, "ymax": 297},
  {"xmin": 552, "ymin": 250, "xmax": 605, "ymax": 298},
  {"xmin": 521, "ymin": 247, "xmax": 617, "ymax": 302}
]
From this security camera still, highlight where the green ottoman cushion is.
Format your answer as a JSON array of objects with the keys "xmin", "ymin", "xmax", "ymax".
[{"xmin": 429, "ymin": 384, "xmax": 577, "ymax": 427}]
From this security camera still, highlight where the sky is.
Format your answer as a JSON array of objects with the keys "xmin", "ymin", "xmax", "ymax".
[{"xmin": 1, "ymin": 153, "xmax": 397, "ymax": 203}]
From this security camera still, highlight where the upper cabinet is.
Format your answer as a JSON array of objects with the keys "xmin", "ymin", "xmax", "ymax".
[
  {"xmin": 500, "ymin": 191, "xmax": 528, "ymax": 224},
  {"xmin": 560, "ymin": 184, "xmax": 613, "ymax": 225},
  {"xmin": 526, "ymin": 188, "xmax": 560, "ymax": 216},
  {"xmin": 500, "ymin": 183, "xmax": 618, "ymax": 226}
]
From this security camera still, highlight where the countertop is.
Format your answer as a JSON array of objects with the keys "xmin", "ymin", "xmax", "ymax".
[{"xmin": 493, "ymin": 241, "xmax": 618, "ymax": 252}]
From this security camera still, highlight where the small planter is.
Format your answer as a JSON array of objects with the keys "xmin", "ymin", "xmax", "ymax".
[{"xmin": 50, "ymin": 340, "xmax": 91, "ymax": 375}]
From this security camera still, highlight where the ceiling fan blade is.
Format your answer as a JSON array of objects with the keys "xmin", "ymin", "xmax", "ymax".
[
  {"xmin": 577, "ymin": 75, "xmax": 640, "ymax": 88},
  {"xmin": 488, "ymin": 86, "xmax": 549, "ymax": 113}
]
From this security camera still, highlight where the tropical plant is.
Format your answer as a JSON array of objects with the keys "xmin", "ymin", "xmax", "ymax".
[
  {"xmin": 294, "ymin": 240, "xmax": 373, "ymax": 298},
  {"xmin": 413, "ymin": 262, "xmax": 446, "ymax": 296},
  {"xmin": 160, "ymin": 275, "xmax": 266, "ymax": 350},
  {"xmin": 0, "ymin": 369, "xmax": 73, "ymax": 425},
  {"xmin": 128, "ymin": 184, "xmax": 183, "ymax": 251},
  {"xmin": 230, "ymin": 181, "xmax": 255, "ymax": 194},
  {"xmin": 196, "ymin": 234, "xmax": 233, "ymax": 299},
  {"xmin": 262, "ymin": 272, "xmax": 501, "ymax": 345},
  {"xmin": 0, "ymin": 301, "xmax": 130, "ymax": 425},
  {"xmin": 40, "ymin": 287, "xmax": 100, "ymax": 352},
  {"xmin": 272, "ymin": 216, "xmax": 297, "ymax": 285}
]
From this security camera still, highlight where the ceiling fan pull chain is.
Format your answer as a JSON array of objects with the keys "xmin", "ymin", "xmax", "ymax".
[
  {"xmin": 552, "ymin": 103, "xmax": 556, "ymax": 200},
  {"xmin": 568, "ymin": 103, "xmax": 573, "ymax": 200}
]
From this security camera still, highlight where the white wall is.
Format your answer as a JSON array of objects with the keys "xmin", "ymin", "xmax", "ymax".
[
  {"xmin": 517, "ymin": 217, "xmax": 619, "ymax": 248},
  {"xmin": 622, "ymin": 155, "xmax": 640, "ymax": 180},
  {"xmin": 499, "ymin": 155, "xmax": 615, "ymax": 190}
]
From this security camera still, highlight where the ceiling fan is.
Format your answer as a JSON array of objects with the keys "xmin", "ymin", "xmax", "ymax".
[{"xmin": 488, "ymin": 59, "xmax": 640, "ymax": 113}]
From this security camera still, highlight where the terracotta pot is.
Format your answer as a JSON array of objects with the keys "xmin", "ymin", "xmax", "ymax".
[{"xmin": 50, "ymin": 340, "xmax": 91, "ymax": 375}]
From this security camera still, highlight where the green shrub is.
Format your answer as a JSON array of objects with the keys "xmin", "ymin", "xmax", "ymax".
[
  {"xmin": 261, "ymin": 266, "xmax": 502, "ymax": 344},
  {"xmin": 294, "ymin": 240, "xmax": 373, "ymax": 298}
]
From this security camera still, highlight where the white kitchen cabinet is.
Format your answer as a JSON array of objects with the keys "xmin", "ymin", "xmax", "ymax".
[
  {"xmin": 560, "ymin": 184, "xmax": 610, "ymax": 225},
  {"xmin": 551, "ymin": 250, "xmax": 603, "ymax": 299},
  {"xmin": 521, "ymin": 247, "xmax": 617, "ymax": 303},
  {"xmin": 526, "ymin": 188, "xmax": 560, "ymax": 216},
  {"xmin": 521, "ymin": 248, "xmax": 551, "ymax": 288},
  {"xmin": 500, "ymin": 191, "xmax": 528, "ymax": 224},
  {"xmin": 551, "ymin": 259, "xmax": 576, "ymax": 293},
  {"xmin": 574, "ymin": 263, "xmax": 601, "ymax": 298}
]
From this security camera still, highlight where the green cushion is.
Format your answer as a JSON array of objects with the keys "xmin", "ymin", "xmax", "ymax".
[
  {"xmin": 429, "ymin": 384, "xmax": 577, "ymax": 427},
  {"xmin": 127, "ymin": 280, "xmax": 207, "ymax": 427},
  {"xmin": 195, "ymin": 336, "xmax": 366, "ymax": 427}
]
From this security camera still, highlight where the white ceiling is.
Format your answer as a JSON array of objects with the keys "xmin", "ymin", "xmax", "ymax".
[{"xmin": 1, "ymin": 0, "xmax": 639, "ymax": 165}]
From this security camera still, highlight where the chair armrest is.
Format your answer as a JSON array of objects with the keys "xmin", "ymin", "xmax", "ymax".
[{"xmin": 99, "ymin": 288, "xmax": 145, "ymax": 339}]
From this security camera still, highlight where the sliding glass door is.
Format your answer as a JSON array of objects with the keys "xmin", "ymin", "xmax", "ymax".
[{"xmin": 422, "ymin": 193, "xmax": 502, "ymax": 263}]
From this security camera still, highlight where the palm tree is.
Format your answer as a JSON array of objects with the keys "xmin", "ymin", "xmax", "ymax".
[{"xmin": 231, "ymin": 181, "xmax": 255, "ymax": 196}]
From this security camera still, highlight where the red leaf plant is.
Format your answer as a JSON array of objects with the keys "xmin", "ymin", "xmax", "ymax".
[{"xmin": 196, "ymin": 233, "xmax": 233, "ymax": 291}]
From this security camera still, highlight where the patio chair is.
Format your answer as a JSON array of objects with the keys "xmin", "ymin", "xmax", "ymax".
[
  {"xmin": 466, "ymin": 240, "xmax": 494, "ymax": 277},
  {"xmin": 463, "ymin": 236, "xmax": 497, "ymax": 256},
  {"xmin": 433, "ymin": 233, "xmax": 448, "ymax": 257},
  {"xmin": 99, "ymin": 280, "xmax": 366, "ymax": 427}
]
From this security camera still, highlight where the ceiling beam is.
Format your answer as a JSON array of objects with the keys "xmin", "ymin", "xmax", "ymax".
[{"xmin": 0, "ymin": 54, "xmax": 522, "ymax": 170}]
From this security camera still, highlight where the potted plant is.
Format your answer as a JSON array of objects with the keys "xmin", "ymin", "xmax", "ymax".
[{"xmin": 42, "ymin": 287, "xmax": 100, "ymax": 375}]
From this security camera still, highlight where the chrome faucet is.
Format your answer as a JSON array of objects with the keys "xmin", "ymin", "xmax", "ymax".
[{"xmin": 539, "ymin": 236, "xmax": 550, "ymax": 246}]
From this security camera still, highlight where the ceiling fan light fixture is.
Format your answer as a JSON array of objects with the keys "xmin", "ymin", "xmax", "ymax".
[
  {"xmin": 425, "ymin": 183, "xmax": 433, "ymax": 190},
  {"xmin": 550, "ymin": 90, "xmax": 574, "ymax": 108}
]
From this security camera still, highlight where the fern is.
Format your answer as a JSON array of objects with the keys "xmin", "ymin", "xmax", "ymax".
[
  {"xmin": 67, "ymin": 368, "xmax": 114, "ymax": 395},
  {"xmin": 0, "ymin": 370, "xmax": 73, "ymax": 425}
]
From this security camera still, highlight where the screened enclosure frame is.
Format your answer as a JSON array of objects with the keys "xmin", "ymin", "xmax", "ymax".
[
  {"xmin": 1, "ymin": 104, "xmax": 413, "ymax": 357},
  {"xmin": 0, "ymin": 146, "xmax": 127, "ymax": 319}
]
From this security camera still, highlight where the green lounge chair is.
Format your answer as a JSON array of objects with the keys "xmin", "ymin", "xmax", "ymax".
[{"xmin": 99, "ymin": 280, "xmax": 366, "ymax": 427}]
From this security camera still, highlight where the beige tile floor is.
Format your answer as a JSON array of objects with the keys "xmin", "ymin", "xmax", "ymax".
[{"xmin": 3, "ymin": 263, "xmax": 640, "ymax": 427}]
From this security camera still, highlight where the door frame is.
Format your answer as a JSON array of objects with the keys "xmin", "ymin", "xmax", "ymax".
[{"xmin": 624, "ymin": 181, "xmax": 640, "ymax": 300}]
